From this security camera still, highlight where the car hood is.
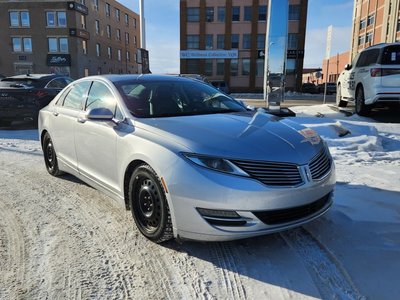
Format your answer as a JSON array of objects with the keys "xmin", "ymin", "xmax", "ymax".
[{"xmin": 135, "ymin": 111, "xmax": 324, "ymax": 165}]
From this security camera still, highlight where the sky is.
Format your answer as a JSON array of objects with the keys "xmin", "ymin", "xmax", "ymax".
[{"xmin": 118, "ymin": 0, "xmax": 354, "ymax": 73}]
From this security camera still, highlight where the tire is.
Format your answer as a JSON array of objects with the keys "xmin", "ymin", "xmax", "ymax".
[
  {"xmin": 355, "ymin": 86, "xmax": 370, "ymax": 116},
  {"xmin": 42, "ymin": 132, "xmax": 62, "ymax": 176},
  {"xmin": 336, "ymin": 84, "xmax": 347, "ymax": 107},
  {"xmin": 129, "ymin": 164, "xmax": 173, "ymax": 243}
]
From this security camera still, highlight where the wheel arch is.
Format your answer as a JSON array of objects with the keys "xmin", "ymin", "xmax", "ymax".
[
  {"xmin": 40, "ymin": 130, "xmax": 49, "ymax": 149},
  {"xmin": 123, "ymin": 159, "xmax": 147, "ymax": 210}
]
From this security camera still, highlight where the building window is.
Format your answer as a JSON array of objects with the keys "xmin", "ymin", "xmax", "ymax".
[
  {"xmin": 125, "ymin": 13, "xmax": 129, "ymax": 26},
  {"xmin": 107, "ymin": 25, "xmax": 111, "ymax": 38},
  {"xmin": 258, "ymin": 6, "xmax": 267, "ymax": 21},
  {"xmin": 242, "ymin": 58, "xmax": 250, "ymax": 75},
  {"xmin": 205, "ymin": 34, "xmax": 213, "ymax": 50},
  {"xmin": 117, "ymin": 49, "xmax": 121, "ymax": 61},
  {"xmin": 217, "ymin": 7, "xmax": 225, "ymax": 22},
  {"xmin": 360, "ymin": 18, "xmax": 366, "ymax": 30},
  {"xmin": 12, "ymin": 37, "xmax": 32, "ymax": 52},
  {"xmin": 116, "ymin": 29, "xmax": 121, "ymax": 41},
  {"xmin": 93, "ymin": 0, "xmax": 99, "ymax": 11},
  {"xmin": 289, "ymin": 5, "xmax": 300, "ymax": 20},
  {"xmin": 358, "ymin": 35, "xmax": 365, "ymax": 46},
  {"xmin": 126, "ymin": 51, "xmax": 130, "ymax": 61},
  {"xmin": 187, "ymin": 60, "xmax": 199, "ymax": 73},
  {"xmin": 257, "ymin": 34, "xmax": 265, "ymax": 49},
  {"xmin": 231, "ymin": 34, "xmax": 239, "ymax": 49},
  {"xmin": 125, "ymin": 32, "xmax": 130, "ymax": 44},
  {"xmin": 82, "ymin": 40, "xmax": 87, "ymax": 54},
  {"xmin": 206, "ymin": 7, "xmax": 214, "ymax": 22},
  {"xmin": 217, "ymin": 34, "xmax": 225, "ymax": 49},
  {"xmin": 367, "ymin": 14, "xmax": 375, "ymax": 26},
  {"xmin": 48, "ymin": 37, "xmax": 68, "ymax": 53},
  {"xmin": 115, "ymin": 8, "xmax": 120, "ymax": 22},
  {"xmin": 204, "ymin": 60, "xmax": 213, "ymax": 76},
  {"xmin": 256, "ymin": 59, "xmax": 264, "ymax": 76},
  {"xmin": 95, "ymin": 20, "xmax": 100, "ymax": 34},
  {"xmin": 232, "ymin": 6, "xmax": 240, "ymax": 21},
  {"xmin": 286, "ymin": 59, "xmax": 296, "ymax": 74},
  {"xmin": 187, "ymin": 7, "xmax": 200, "ymax": 22},
  {"xmin": 46, "ymin": 11, "xmax": 66, "ymax": 27},
  {"xmin": 105, "ymin": 3, "xmax": 111, "ymax": 17},
  {"xmin": 9, "ymin": 11, "xmax": 30, "ymax": 27},
  {"xmin": 216, "ymin": 59, "xmax": 224, "ymax": 75},
  {"xmin": 243, "ymin": 34, "xmax": 251, "ymax": 49},
  {"xmin": 397, "ymin": 19, "xmax": 400, "ymax": 32},
  {"xmin": 230, "ymin": 59, "xmax": 238, "ymax": 76},
  {"xmin": 134, "ymin": 35, "xmax": 137, "ymax": 46},
  {"xmin": 288, "ymin": 33, "xmax": 299, "ymax": 49},
  {"xmin": 133, "ymin": 18, "xmax": 137, "ymax": 28},
  {"xmin": 81, "ymin": 14, "xmax": 86, "ymax": 29},
  {"xmin": 366, "ymin": 32, "xmax": 373, "ymax": 44},
  {"xmin": 244, "ymin": 7, "xmax": 252, "ymax": 21},
  {"xmin": 96, "ymin": 43, "xmax": 101, "ymax": 57},
  {"xmin": 107, "ymin": 46, "xmax": 112, "ymax": 59},
  {"xmin": 187, "ymin": 35, "xmax": 199, "ymax": 49}
]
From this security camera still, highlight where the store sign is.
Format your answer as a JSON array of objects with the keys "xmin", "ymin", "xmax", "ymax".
[
  {"xmin": 180, "ymin": 50, "xmax": 238, "ymax": 59},
  {"xmin": 47, "ymin": 54, "xmax": 71, "ymax": 66},
  {"xmin": 286, "ymin": 49, "xmax": 304, "ymax": 59},
  {"xmin": 67, "ymin": 1, "xmax": 89, "ymax": 15},
  {"xmin": 69, "ymin": 28, "xmax": 90, "ymax": 40}
]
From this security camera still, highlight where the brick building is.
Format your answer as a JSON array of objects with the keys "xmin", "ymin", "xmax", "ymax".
[
  {"xmin": 0, "ymin": 0, "xmax": 141, "ymax": 79},
  {"xmin": 351, "ymin": 0, "xmax": 400, "ymax": 60},
  {"xmin": 180, "ymin": 0, "xmax": 309, "ymax": 93}
]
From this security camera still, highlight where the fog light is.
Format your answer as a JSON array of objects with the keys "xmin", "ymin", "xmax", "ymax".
[{"xmin": 197, "ymin": 208, "xmax": 240, "ymax": 218}]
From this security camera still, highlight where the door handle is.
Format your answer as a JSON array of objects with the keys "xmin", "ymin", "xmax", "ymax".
[
  {"xmin": 77, "ymin": 118, "xmax": 86, "ymax": 123},
  {"xmin": 53, "ymin": 112, "xmax": 59, "ymax": 116}
]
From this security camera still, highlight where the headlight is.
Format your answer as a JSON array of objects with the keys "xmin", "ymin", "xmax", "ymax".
[{"xmin": 182, "ymin": 153, "xmax": 249, "ymax": 176}]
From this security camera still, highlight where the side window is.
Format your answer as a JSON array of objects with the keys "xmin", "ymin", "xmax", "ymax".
[
  {"xmin": 55, "ymin": 86, "xmax": 72, "ymax": 106},
  {"xmin": 63, "ymin": 81, "xmax": 91, "ymax": 110},
  {"xmin": 85, "ymin": 81, "xmax": 117, "ymax": 115},
  {"xmin": 363, "ymin": 49, "xmax": 379, "ymax": 66},
  {"xmin": 356, "ymin": 52, "xmax": 368, "ymax": 67}
]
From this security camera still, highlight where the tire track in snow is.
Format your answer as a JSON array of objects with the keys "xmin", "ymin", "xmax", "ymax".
[
  {"xmin": 210, "ymin": 242, "xmax": 247, "ymax": 300},
  {"xmin": 280, "ymin": 228, "xmax": 365, "ymax": 300}
]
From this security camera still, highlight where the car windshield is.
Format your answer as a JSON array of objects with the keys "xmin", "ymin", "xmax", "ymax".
[{"xmin": 115, "ymin": 80, "xmax": 246, "ymax": 118}]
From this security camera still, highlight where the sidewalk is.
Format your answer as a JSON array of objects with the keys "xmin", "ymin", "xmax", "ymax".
[{"xmin": 233, "ymin": 94, "xmax": 336, "ymax": 108}]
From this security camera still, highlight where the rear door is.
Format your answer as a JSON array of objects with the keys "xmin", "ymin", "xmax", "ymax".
[
  {"xmin": 355, "ymin": 49, "xmax": 380, "ymax": 100},
  {"xmin": 380, "ymin": 45, "xmax": 400, "ymax": 88}
]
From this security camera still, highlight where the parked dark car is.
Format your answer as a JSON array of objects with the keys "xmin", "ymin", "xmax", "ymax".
[
  {"xmin": 178, "ymin": 74, "xmax": 210, "ymax": 83},
  {"xmin": 0, "ymin": 74, "xmax": 73, "ymax": 126},
  {"xmin": 301, "ymin": 83, "xmax": 319, "ymax": 94},
  {"xmin": 318, "ymin": 82, "xmax": 336, "ymax": 95},
  {"xmin": 210, "ymin": 80, "xmax": 230, "ymax": 94}
]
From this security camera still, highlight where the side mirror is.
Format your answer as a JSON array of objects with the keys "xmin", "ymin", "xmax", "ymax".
[
  {"xmin": 344, "ymin": 64, "xmax": 352, "ymax": 71},
  {"xmin": 85, "ymin": 107, "xmax": 114, "ymax": 121}
]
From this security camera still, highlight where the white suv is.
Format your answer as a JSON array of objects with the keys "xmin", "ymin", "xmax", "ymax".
[{"xmin": 337, "ymin": 43, "xmax": 400, "ymax": 115}]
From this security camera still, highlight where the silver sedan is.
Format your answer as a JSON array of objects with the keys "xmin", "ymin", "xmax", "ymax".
[{"xmin": 38, "ymin": 75, "xmax": 335, "ymax": 243}]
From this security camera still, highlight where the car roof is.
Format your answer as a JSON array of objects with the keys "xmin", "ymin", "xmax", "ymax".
[
  {"xmin": 79, "ymin": 74, "xmax": 207, "ymax": 84},
  {"xmin": 364, "ymin": 42, "xmax": 400, "ymax": 50},
  {"xmin": 4, "ymin": 74, "xmax": 65, "ymax": 80}
]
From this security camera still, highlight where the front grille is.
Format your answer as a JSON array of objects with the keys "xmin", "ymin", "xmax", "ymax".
[
  {"xmin": 252, "ymin": 193, "xmax": 331, "ymax": 225},
  {"xmin": 309, "ymin": 148, "xmax": 332, "ymax": 180},
  {"xmin": 231, "ymin": 159, "xmax": 303, "ymax": 187}
]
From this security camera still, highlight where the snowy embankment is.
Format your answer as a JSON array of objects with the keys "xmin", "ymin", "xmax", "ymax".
[{"xmin": 0, "ymin": 105, "xmax": 399, "ymax": 299}]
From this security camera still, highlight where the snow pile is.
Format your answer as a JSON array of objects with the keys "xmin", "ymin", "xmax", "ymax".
[{"xmin": 0, "ymin": 129, "xmax": 41, "ymax": 155}]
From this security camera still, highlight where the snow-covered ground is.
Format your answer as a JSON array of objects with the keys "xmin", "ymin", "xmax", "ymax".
[{"xmin": 0, "ymin": 105, "xmax": 399, "ymax": 299}]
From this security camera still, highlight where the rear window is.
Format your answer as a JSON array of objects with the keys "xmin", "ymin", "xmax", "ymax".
[{"xmin": 381, "ymin": 46, "xmax": 400, "ymax": 65}]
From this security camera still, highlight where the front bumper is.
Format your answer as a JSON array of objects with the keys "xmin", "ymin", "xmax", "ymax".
[{"xmin": 166, "ymin": 159, "xmax": 336, "ymax": 242}]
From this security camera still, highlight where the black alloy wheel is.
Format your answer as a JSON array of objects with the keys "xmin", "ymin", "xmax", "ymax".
[
  {"xmin": 355, "ymin": 86, "xmax": 370, "ymax": 116},
  {"xmin": 129, "ymin": 164, "xmax": 173, "ymax": 243},
  {"xmin": 43, "ymin": 132, "xmax": 62, "ymax": 176}
]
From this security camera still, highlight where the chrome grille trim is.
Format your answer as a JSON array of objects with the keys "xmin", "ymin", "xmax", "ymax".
[
  {"xmin": 309, "ymin": 147, "xmax": 332, "ymax": 181},
  {"xmin": 231, "ymin": 159, "xmax": 303, "ymax": 187}
]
